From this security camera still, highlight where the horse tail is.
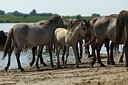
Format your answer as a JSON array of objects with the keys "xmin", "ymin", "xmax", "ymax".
[
  {"xmin": 115, "ymin": 10, "xmax": 127, "ymax": 43},
  {"xmin": 3, "ymin": 29, "xmax": 13, "ymax": 59},
  {"xmin": 92, "ymin": 18, "xmax": 98, "ymax": 24}
]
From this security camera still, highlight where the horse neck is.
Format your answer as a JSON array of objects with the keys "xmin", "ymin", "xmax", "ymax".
[
  {"xmin": 44, "ymin": 22, "xmax": 59, "ymax": 32},
  {"xmin": 68, "ymin": 26, "xmax": 81, "ymax": 39}
]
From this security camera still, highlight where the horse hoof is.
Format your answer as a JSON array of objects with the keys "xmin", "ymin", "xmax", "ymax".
[
  {"xmin": 76, "ymin": 65, "xmax": 79, "ymax": 68},
  {"xmin": 64, "ymin": 65, "xmax": 67, "ymax": 68},
  {"xmin": 30, "ymin": 62, "xmax": 34, "ymax": 67},
  {"xmin": 91, "ymin": 63, "xmax": 94, "ymax": 68},
  {"xmin": 111, "ymin": 62, "xmax": 116, "ymax": 65},
  {"xmin": 51, "ymin": 65, "xmax": 54, "ymax": 68},
  {"xmin": 42, "ymin": 63, "xmax": 47, "ymax": 67},
  {"xmin": 4, "ymin": 67, "xmax": 8, "ymax": 72},
  {"xmin": 20, "ymin": 68, "xmax": 25, "ymax": 72},
  {"xmin": 90, "ymin": 60, "xmax": 95, "ymax": 68},
  {"xmin": 37, "ymin": 66, "xmax": 40, "ymax": 69},
  {"xmin": 56, "ymin": 65, "xmax": 61, "ymax": 69},
  {"xmin": 78, "ymin": 60, "xmax": 81, "ymax": 63},
  {"xmin": 107, "ymin": 61, "xmax": 110, "ymax": 65},
  {"xmin": 88, "ymin": 56, "xmax": 91, "ymax": 58},
  {"xmin": 100, "ymin": 63, "xmax": 105, "ymax": 67},
  {"xmin": 119, "ymin": 60, "xmax": 123, "ymax": 63}
]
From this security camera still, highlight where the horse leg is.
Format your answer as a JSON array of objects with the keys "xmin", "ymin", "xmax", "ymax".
[
  {"xmin": 72, "ymin": 45, "xmax": 80, "ymax": 68},
  {"xmin": 30, "ymin": 46, "xmax": 36, "ymax": 67},
  {"xmin": 124, "ymin": 37, "xmax": 128, "ymax": 67},
  {"xmin": 86, "ymin": 46, "xmax": 91, "ymax": 58},
  {"xmin": 56, "ymin": 45, "xmax": 61, "ymax": 68},
  {"xmin": 36, "ymin": 46, "xmax": 43, "ymax": 69},
  {"xmin": 48, "ymin": 45, "xmax": 54, "ymax": 68},
  {"xmin": 96, "ymin": 43, "xmax": 105, "ymax": 67},
  {"xmin": 76, "ymin": 42, "xmax": 81, "ymax": 63},
  {"xmin": 61, "ymin": 46, "xmax": 66, "ymax": 64},
  {"xmin": 119, "ymin": 48, "xmax": 124, "ymax": 63},
  {"xmin": 5, "ymin": 47, "xmax": 13, "ymax": 71},
  {"xmin": 64, "ymin": 45, "xmax": 69, "ymax": 68},
  {"xmin": 90, "ymin": 46, "xmax": 96, "ymax": 67},
  {"xmin": 91, "ymin": 45, "xmax": 95, "ymax": 56},
  {"xmin": 79, "ymin": 40, "xmax": 83, "ymax": 59},
  {"xmin": 104, "ymin": 39, "xmax": 110, "ymax": 64},
  {"xmin": 30, "ymin": 46, "xmax": 47, "ymax": 67},
  {"xmin": 15, "ymin": 48, "xmax": 24, "ymax": 71},
  {"xmin": 5, "ymin": 51, "xmax": 12, "ymax": 71},
  {"xmin": 39, "ymin": 46, "xmax": 47, "ymax": 66},
  {"xmin": 109, "ymin": 42, "xmax": 116, "ymax": 65}
]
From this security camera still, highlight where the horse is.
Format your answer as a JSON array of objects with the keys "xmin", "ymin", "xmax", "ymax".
[
  {"xmin": 3, "ymin": 14, "xmax": 64, "ymax": 71},
  {"xmin": 0, "ymin": 30, "xmax": 7, "ymax": 47},
  {"xmin": 115, "ymin": 10, "xmax": 128, "ymax": 68},
  {"xmin": 30, "ymin": 19, "xmax": 60, "ymax": 67},
  {"xmin": 29, "ymin": 20, "xmax": 49, "ymax": 67},
  {"xmin": 60, "ymin": 19, "xmax": 92, "ymax": 64},
  {"xmin": 54, "ymin": 19, "xmax": 92, "ymax": 68},
  {"xmin": 89, "ymin": 14, "xmax": 122, "ymax": 67}
]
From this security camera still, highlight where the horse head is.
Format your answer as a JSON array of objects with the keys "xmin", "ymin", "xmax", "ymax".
[
  {"xmin": 0, "ymin": 30, "xmax": 7, "ymax": 46},
  {"xmin": 47, "ymin": 14, "xmax": 64, "ymax": 28}
]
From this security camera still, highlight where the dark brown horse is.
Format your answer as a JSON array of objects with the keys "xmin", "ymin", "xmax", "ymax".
[
  {"xmin": 115, "ymin": 10, "xmax": 128, "ymax": 68},
  {"xmin": 89, "ymin": 14, "xmax": 119, "ymax": 67},
  {"xmin": 0, "ymin": 31, "xmax": 7, "ymax": 46}
]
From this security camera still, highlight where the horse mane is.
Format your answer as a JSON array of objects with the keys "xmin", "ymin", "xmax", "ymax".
[
  {"xmin": 82, "ymin": 19, "xmax": 91, "ymax": 28},
  {"xmin": 67, "ymin": 19, "xmax": 81, "ymax": 31},
  {"xmin": 115, "ymin": 10, "xmax": 128, "ymax": 43},
  {"xmin": 44, "ymin": 14, "xmax": 61, "ymax": 25},
  {"xmin": 109, "ymin": 14, "xmax": 118, "ymax": 18},
  {"xmin": 91, "ymin": 18, "xmax": 98, "ymax": 24}
]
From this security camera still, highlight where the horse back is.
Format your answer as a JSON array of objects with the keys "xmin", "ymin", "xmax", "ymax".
[
  {"xmin": 12, "ymin": 24, "xmax": 52, "ymax": 48},
  {"xmin": 54, "ymin": 28, "xmax": 67, "ymax": 45}
]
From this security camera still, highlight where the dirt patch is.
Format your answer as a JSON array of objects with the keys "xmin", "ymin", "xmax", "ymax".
[{"xmin": 0, "ymin": 53, "xmax": 128, "ymax": 85}]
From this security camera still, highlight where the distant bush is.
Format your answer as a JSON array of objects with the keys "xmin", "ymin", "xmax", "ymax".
[
  {"xmin": 0, "ymin": 10, "xmax": 5, "ymax": 15},
  {"xmin": 92, "ymin": 13, "xmax": 100, "ymax": 17}
]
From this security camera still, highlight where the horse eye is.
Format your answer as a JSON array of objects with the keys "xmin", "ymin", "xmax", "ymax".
[{"xmin": 83, "ymin": 27, "xmax": 85, "ymax": 30}]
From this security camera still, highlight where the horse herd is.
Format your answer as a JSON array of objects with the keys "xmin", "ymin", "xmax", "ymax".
[{"xmin": 0, "ymin": 10, "xmax": 128, "ymax": 72}]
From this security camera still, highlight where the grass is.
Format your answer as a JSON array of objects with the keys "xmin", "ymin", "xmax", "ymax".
[{"xmin": 0, "ymin": 14, "xmax": 94, "ymax": 23}]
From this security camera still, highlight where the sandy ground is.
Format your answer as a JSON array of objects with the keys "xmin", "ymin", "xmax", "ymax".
[{"xmin": 0, "ymin": 53, "xmax": 128, "ymax": 85}]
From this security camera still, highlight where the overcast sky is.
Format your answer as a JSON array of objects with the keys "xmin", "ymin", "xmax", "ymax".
[{"xmin": 0, "ymin": 0, "xmax": 128, "ymax": 16}]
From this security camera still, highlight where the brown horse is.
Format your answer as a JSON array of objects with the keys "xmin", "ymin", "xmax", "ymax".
[
  {"xmin": 3, "ymin": 14, "xmax": 64, "ymax": 71},
  {"xmin": 89, "ymin": 14, "xmax": 120, "ymax": 67},
  {"xmin": 115, "ymin": 10, "xmax": 128, "ymax": 68}
]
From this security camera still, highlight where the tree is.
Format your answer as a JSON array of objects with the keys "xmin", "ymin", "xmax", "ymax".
[
  {"xmin": 0, "ymin": 10, "xmax": 5, "ymax": 15},
  {"xmin": 29, "ymin": 9, "xmax": 37, "ymax": 16},
  {"xmin": 76, "ymin": 14, "xmax": 82, "ymax": 20},
  {"xmin": 92, "ymin": 13, "xmax": 100, "ymax": 17}
]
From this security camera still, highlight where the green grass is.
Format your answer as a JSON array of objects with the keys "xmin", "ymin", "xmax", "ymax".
[{"xmin": 0, "ymin": 14, "xmax": 94, "ymax": 23}]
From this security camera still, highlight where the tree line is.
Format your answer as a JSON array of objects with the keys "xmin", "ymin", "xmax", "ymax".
[{"xmin": 0, "ymin": 9, "xmax": 100, "ymax": 18}]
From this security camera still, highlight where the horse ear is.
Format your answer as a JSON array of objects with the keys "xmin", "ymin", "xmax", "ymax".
[
  {"xmin": 40, "ymin": 22, "xmax": 44, "ymax": 25},
  {"xmin": 80, "ymin": 21, "xmax": 85, "ymax": 26},
  {"xmin": 68, "ymin": 21, "xmax": 73, "ymax": 27},
  {"xmin": 61, "ymin": 16, "xmax": 63, "ymax": 19},
  {"xmin": 70, "ymin": 20, "xmax": 73, "ymax": 24}
]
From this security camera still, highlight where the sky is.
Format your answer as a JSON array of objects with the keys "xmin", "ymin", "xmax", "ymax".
[{"xmin": 0, "ymin": 0, "xmax": 128, "ymax": 16}]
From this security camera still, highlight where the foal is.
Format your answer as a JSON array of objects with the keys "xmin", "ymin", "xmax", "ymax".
[{"xmin": 54, "ymin": 20, "xmax": 91, "ymax": 68}]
